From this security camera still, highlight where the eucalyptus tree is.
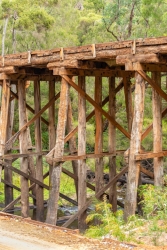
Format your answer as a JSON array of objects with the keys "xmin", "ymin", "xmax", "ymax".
[{"xmin": 0, "ymin": 0, "xmax": 57, "ymax": 54}]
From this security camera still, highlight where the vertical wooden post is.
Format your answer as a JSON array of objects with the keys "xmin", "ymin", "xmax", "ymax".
[
  {"xmin": 95, "ymin": 76, "xmax": 103, "ymax": 194},
  {"xmin": 67, "ymin": 96, "xmax": 78, "ymax": 199},
  {"xmin": 46, "ymin": 76, "xmax": 69, "ymax": 225},
  {"xmin": 49, "ymin": 80, "xmax": 56, "ymax": 181},
  {"xmin": 124, "ymin": 72, "xmax": 145, "ymax": 221},
  {"xmin": 108, "ymin": 77, "xmax": 117, "ymax": 212},
  {"xmin": 78, "ymin": 76, "xmax": 87, "ymax": 232},
  {"xmin": 27, "ymin": 124, "xmax": 36, "ymax": 216},
  {"xmin": 123, "ymin": 76, "xmax": 133, "ymax": 132},
  {"xmin": 152, "ymin": 72, "xmax": 163, "ymax": 186},
  {"xmin": 18, "ymin": 80, "xmax": 29, "ymax": 218},
  {"xmin": 0, "ymin": 77, "xmax": 10, "ymax": 181},
  {"xmin": 4, "ymin": 83, "xmax": 15, "ymax": 206},
  {"xmin": 34, "ymin": 80, "xmax": 44, "ymax": 221}
]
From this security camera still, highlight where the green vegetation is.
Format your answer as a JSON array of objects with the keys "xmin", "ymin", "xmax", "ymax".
[
  {"xmin": 1, "ymin": 0, "xmax": 167, "ymax": 53},
  {"xmin": 85, "ymin": 185, "xmax": 167, "ymax": 246}
]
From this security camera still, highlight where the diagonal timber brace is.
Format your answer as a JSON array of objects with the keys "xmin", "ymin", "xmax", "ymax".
[{"xmin": 61, "ymin": 75, "xmax": 130, "ymax": 139}]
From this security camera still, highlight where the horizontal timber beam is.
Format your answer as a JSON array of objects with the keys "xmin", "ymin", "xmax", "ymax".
[
  {"xmin": 117, "ymin": 53, "xmax": 166, "ymax": 65},
  {"xmin": 46, "ymin": 151, "xmax": 125, "ymax": 163},
  {"xmin": 135, "ymin": 150, "xmax": 167, "ymax": 160},
  {"xmin": 54, "ymin": 68, "xmax": 134, "ymax": 77},
  {"xmin": 0, "ymin": 151, "xmax": 48, "ymax": 160}
]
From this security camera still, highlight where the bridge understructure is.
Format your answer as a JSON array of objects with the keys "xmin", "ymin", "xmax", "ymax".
[{"xmin": 0, "ymin": 37, "xmax": 166, "ymax": 231}]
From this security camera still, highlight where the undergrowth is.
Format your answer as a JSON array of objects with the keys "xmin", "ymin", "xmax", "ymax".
[{"xmin": 85, "ymin": 184, "xmax": 167, "ymax": 246}]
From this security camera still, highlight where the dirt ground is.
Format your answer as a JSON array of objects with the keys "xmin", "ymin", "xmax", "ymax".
[{"xmin": 0, "ymin": 212, "xmax": 166, "ymax": 250}]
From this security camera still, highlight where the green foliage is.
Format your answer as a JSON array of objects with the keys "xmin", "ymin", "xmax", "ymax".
[
  {"xmin": 85, "ymin": 186, "xmax": 167, "ymax": 245},
  {"xmin": 85, "ymin": 195, "xmax": 126, "ymax": 241},
  {"xmin": 138, "ymin": 184, "xmax": 167, "ymax": 220}
]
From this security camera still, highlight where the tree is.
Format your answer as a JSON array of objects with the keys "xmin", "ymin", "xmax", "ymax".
[{"xmin": 0, "ymin": 0, "xmax": 57, "ymax": 54}]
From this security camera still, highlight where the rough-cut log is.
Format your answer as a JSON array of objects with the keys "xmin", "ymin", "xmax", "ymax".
[
  {"xmin": 136, "ymin": 150, "xmax": 167, "ymax": 160},
  {"xmin": 34, "ymin": 80, "xmax": 44, "ymax": 221},
  {"xmin": 123, "ymin": 76, "xmax": 133, "ymax": 132},
  {"xmin": 46, "ymin": 77, "xmax": 69, "ymax": 225},
  {"xmin": 67, "ymin": 95, "xmax": 78, "ymax": 198},
  {"xmin": 46, "ymin": 150, "xmax": 125, "ymax": 163},
  {"xmin": 124, "ymin": 72, "xmax": 145, "ymax": 221},
  {"xmin": 18, "ymin": 80, "xmax": 29, "ymax": 218},
  {"xmin": 78, "ymin": 76, "xmax": 87, "ymax": 232},
  {"xmin": 116, "ymin": 54, "xmax": 166, "ymax": 64},
  {"xmin": 108, "ymin": 77, "xmax": 117, "ymax": 212},
  {"xmin": 48, "ymin": 80, "xmax": 56, "ymax": 181},
  {"xmin": 152, "ymin": 72, "xmax": 163, "ymax": 186},
  {"xmin": 0, "ymin": 78, "xmax": 10, "ymax": 181},
  {"xmin": 95, "ymin": 76, "xmax": 103, "ymax": 194},
  {"xmin": 4, "ymin": 84, "xmax": 15, "ymax": 206},
  {"xmin": 2, "ymin": 37, "xmax": 167, "ymax": 68},
  {"xmin": 54, "ymin": 68, "xmax": 133, "ymax": 78}
]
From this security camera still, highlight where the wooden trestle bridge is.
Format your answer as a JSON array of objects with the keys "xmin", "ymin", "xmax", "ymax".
[{"xmin": 0, "ymin": 36, "xmax": 166, "ymax": 231}]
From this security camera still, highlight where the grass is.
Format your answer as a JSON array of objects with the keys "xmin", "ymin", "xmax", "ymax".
[{"xmin": 85, "ymin": 184, "xmax": 167, "ymax": 246}]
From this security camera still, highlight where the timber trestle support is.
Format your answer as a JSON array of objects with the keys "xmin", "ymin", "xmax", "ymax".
[{"xmin": 0, "ymin": 36, "xmax": 167, "ymax": 230}]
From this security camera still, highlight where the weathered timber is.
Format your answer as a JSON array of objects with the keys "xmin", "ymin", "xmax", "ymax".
[
  {"xmin": 137, "ymin": 70, "xmax": 167, "ymax": 102},
  {"xmin": 5, "ymin": 92, "xmax": 60, "ymax": 150},
  {"xmin": 48, "ymin": 80, "xmax": 56, "ymax": 181},
  {"xmin": 46, "ymin": 151, "xmax": 125, "ymax": 163},
  {"xmin": 78, "ymin": 76, "xmax": 87, "ymax": 232},
  {"xmin": 2, "ymin": 37, "xmax": 167, "ymax": 68},
  {"xmin": 34, "ymin": 80, "xmax": 44, "ymax": 221},
  {"xmin": 140, "ymin": 166, "xmax": 154, "ymax": 179},
  {"xmin": 46, "ymin": 77, "xmax": 69, "ymax": 225},
  {"xmin": 67, "ymin": 95, "xmax": 78, "ymax": 198},
  {"xmin": 4, "ymin": 84, "xmax": 15, "ymax": 206},
  {"xmin": 61, "ymin": 75, "xmax": 130, "ymax": 139},
  {"xmin": 0, "ymin": 78, "xmax": 10, "ymax": 181},
  {"xmin": 55, "ymin": 68, "xmax": 134, "ymax": 78},
  {"xmin": 63, "ymin": 79, "xmax": 124, "ymax": 145},
  {"xmin": 2, "ymin": 171, "xmax": 49, "ymax": 213},
  {"xmin": 124, "ymin": 72, "xmax": 145, "ymax": 221},
  {"xmin": 135, "ymin": 150, "xmax": 167, "ymax": 160},
  {"xmin": 116, "ymin": 53, "xmax": 166, "ymax": 65},
  {"xmin": 26, "ymin": 124, "xmax": 37, "ymax": 218},
  {"xmin": 152, "ymin": 72, "xmax": 163, "ymax": 186},
  {"xmin": 0, "ymin": 151, "xmax": 48, "ymax": 160},
  {"xmin": 18, "ymin": 80, "xmax": 29, "ymax": 218},
  {"xmin": 123, "ymin": 76, "xmax": 133, "ymax": 132},
  {"xmin": 2, "ymin": 178, "xmax": 35, "ymax": 199},
  {"xmin": 108, "ymin": 77, "xmax": 117, "ymax": 212},
  {"xmin": 2, "ymin": 161, "xmax": 49, "ymax": 189},
  {"xmin": 95, "ymin": 76, "xmax": 103, "ymax": 194}
]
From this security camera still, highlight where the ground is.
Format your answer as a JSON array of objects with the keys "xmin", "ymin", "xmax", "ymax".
[{"xmin": 0, "ymin": 212, "xmax": 166, "ymax": 250}]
